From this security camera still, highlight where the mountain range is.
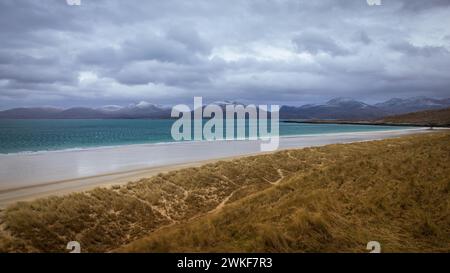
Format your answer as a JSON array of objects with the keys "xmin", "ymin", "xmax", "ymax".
[
  {"xmin": 280, "ymin": 97, "xmax": 450, "ymax": 120},
  {"xmin": 0, "ymin": 102, "xmax": 172, "ymax": 119},
  {"xmin": 0, "ymin": 97, "xmax": 449, "ymax": 120}
]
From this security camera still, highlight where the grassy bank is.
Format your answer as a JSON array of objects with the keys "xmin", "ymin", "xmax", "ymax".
[
  {"xmin": 1, "ymin": 132, "xmax": 449, "ymax": 252},
  {"xmin": 379, "ymin": 107, "xmax": 450, "ymax": 127},
  {"xmin": 283, "ymin": 107, "xmax": 450, "ymax": 127}
]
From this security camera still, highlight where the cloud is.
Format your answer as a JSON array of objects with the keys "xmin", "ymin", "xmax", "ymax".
[
  {"xmin": 398, "ymin": 0, "xmax": 450, "ymax": 12},
  {"xmin": 389, "ymin": 41, "xmax": 449, "ymax": 57},
  {"xmin": 113, "ymin": 61, "xmax": 213, "ymax": 86},
  {"xmin": 353, "ymin": 31, "xmax": 372, "ymax": 45},
  {"xmin": 0, "ymin": 0, "xmax": 450, "ymax": 109},
  {"xmin": 292, "ymin": 31, "xmax": 350, "ymax": 56}
]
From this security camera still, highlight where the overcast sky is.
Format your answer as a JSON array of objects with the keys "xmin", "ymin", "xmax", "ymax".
[{"xmin": 0, "ymin": 0, "xmax": 449, "ymax": 109}]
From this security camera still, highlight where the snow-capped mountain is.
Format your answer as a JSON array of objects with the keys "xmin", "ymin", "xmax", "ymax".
[
  {"xmin": 325, "ymin": 97, "xmax": 371, "ymax": 108},
  {"xmin": 115, "ymin": 101, "xmax": 171, "ymax": 118},
  {"xmin": 0, "ymin": 101, "xmax": 171, "ymax": 119},
  {"xmin": 96, "ymin": 105, "xmax": 124, "ymax": 112},
  {"xmin": 280, "ymin": 98, "xmax": 384, "ymax": 120},
  {"xmin": 375, "ymin": 97, "xmax": 450, "ymax": 114},
  {"xmin": 279, "ymin": 96, "xmax": 450, "ymax": 120}
]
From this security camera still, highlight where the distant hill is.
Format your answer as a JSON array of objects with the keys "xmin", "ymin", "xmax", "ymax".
[
  {"xmin": 0, "ymin": 107, "xmax": 63, "ymax": 119},
  {"xmin": 0, "ymin": 97, "xmax": 449, "ymax": 120},
  {"xmin": 280, "ymin": 97, "xmax": 450, "ymax": 120},
  {"xmin": 375, "ymin": 97, "xmax": 450, "ymax": 115},
  {"xmin": 280, "ymin": 97, "xmax": 385, "ymax": 120},
  {"xmin": 0, "ymin": 101, "xmax": 172, "ymax": 119},
  {"xmin": 379, "ymin": 107, "xmax": 450, "ymax": 126}
]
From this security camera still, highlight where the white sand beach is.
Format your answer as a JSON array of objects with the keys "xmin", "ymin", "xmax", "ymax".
[{"xmin": 0, "ymin": 128, "xmax": 431, "ymax": 207}]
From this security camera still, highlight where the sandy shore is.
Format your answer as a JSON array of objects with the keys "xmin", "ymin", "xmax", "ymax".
[{"xmin": 0, "ymin": 128, "xmax": 432, "ymax": 207}]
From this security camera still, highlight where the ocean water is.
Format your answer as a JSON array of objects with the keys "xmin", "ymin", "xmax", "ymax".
[{"xmin": 0, "ymin": 119, "xmax": 410, "ymax": 154}]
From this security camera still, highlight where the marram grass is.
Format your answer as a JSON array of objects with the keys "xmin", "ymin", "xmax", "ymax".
[{"xmin": 1, "ymin": 132, "xmax": 449, "ymax": 253}]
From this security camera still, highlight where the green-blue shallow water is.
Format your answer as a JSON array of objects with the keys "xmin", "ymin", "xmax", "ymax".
[{"xmin": 0, "ymin": 119, "xmax": 411, "ymax": 154}]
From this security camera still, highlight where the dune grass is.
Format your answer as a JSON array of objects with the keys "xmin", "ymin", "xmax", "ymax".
[
  {"xmin": 120, "ymin": 132, "xmax": 450, "ymax": 253},
  {"xmin": 1, "ymin": 132, "xmax": 449, "ymax": 252},
  {"xmin": 0, "ymin": 145, "xmax": 310, "ymax": 252}
]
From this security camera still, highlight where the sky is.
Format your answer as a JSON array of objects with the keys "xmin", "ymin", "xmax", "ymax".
[{"xmin": 0, "ymin": 0, "xmax": 450, "ymax": 109}]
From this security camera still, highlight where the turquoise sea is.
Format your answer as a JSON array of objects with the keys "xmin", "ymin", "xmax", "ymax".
[{"xmin": 0, "ymin": 119, "xmax": 410, "ymax": 154}]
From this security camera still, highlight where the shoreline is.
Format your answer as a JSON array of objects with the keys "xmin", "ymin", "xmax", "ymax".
[
  {"xmin": 0, "ymin": 125, "xmax": 417, "ymax": 156},
  {"xmin": 282, "ymin": 119, "xmax": 450, "ymax": 127},
  {"xmin": 0, "ymin": 128, "xmax": 435, "ymax": 208}
]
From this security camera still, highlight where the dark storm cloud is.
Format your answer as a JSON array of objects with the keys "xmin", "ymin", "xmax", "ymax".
[
  {"xmin": 292, "ymin": 31, "xmax": 350, "ymax": 56},
  {"xmin": 120, "ymin": 33, "xmax": 208, "ymax": 65},
  {"xmin": 113, "ymin": 61, "xmax": 213, "ymax": 86},
  {"xmin": 0, "ymin": 51, "xmax": 56, "ymax": 65},
  {"xmin": 0, "ymin": 0, "xmax": 450, "ymax": 109},
  {"xmin": 353, "ymin": 31, "xmax": 372, "ymax": 45},
  {"xmin": 398, "ymin": 0, "xmax": 450, "ymax": 11},
  {"xmin": 389, "ymin": 41, "xmax": 449, "ymax": 57}
]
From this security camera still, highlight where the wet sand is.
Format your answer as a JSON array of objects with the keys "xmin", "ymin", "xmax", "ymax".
[{"xmin": 0, "ymin": 128, "xmax": 431, "ymax": 207}]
